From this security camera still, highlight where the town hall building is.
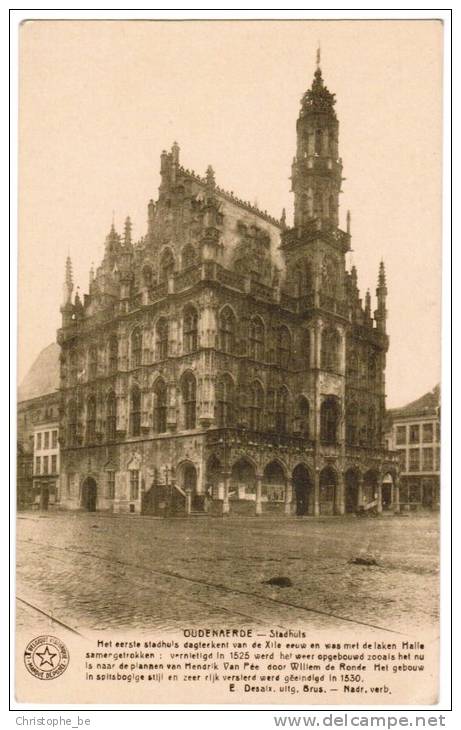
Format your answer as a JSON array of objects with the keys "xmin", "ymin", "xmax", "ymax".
[{"xmin": 57, "ymin": 62, "xmax": 399, "ymax": 516}]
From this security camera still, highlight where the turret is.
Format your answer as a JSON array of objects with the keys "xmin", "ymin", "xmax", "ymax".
[
  {"xmin": 60, "ymin": 256, "xmax": 74, "ymax": 326},
  {"xmin": 147, "ymin": 199, "xmax": 155, "ymax": 239},
  {"xmin": 374, "ymin": 260, "xmax": 388, "ymax": 333},
  {"xmin": 124, "ymin": 216, "xmax": 132, "ymax": 247}
]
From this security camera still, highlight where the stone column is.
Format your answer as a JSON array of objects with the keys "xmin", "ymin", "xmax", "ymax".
[
  {"xmin": 314, "ymin": 470, "xmax": 320, "ymax": 517},
  {"xmin": 185, "ymin": 490, "xmax": 192, "ymax": 516},
  {"xmin": 335, "ymin": 472, "xmax": 345, "ymax": 515},
  {"xmin": 255, "ymin": 474, "xmax": 263, "ymax": 515},
  {"xmin": 222, "ymin": 472, "xmax": 230, "ymax": 515},
  {"xmin": 376, "ymin": 475, "xmax": 383, "ymax": 513},
  {"xmin": 285, "ymin": 479, "xmax": 293, "ymax": 515},
  {"xmin": 393, "ymin": 477, "xmax": 400, "ymax": 514},
  {"xmin": 357, "ymin": 475, "xmax": 364, "ymax": 510}
]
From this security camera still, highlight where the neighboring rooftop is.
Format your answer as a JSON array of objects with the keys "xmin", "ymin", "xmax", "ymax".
[
  {"xmin": 18, "ymin": 343, "xmax": 60, "ymax": 402},
  {"xmin": 389, "ymin": 385, "xmax": 440, "ymax": 421}
]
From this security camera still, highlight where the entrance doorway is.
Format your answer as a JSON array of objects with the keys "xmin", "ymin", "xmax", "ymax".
[
  {"xmin": 81, "ymin": 477, "xmax": 97, "ymax": 512},
  {"xmin": 292, "ymin": 464, "xmax": 312, "ymax": 516},
  {"xmin": 40, "ymin": 484, "xmax": 50, "ymax": 511},
  {"xmin": 345, "ymin": 470, "xmax": 359, "ymax": 513}
]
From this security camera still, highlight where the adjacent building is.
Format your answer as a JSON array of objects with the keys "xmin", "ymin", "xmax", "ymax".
[
  {"xmin": 57, "ymin": 61, "xmax": 399, "ymax": 516},
  {"xmin": 385, "ymin": 385, "xmax": 440, "ymax": 510}
]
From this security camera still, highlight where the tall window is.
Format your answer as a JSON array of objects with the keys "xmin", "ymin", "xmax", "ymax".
[
  {"xmin": 219, "ymin": 307, "xmax": 236, "ymax": 354},
  {"xmin": 130, "ymin": 386, "xmax": 141, "ymax": 437},
  {"xmin": 183, "ymin": 306, "xmax": 198, "ymax": 353},
  {"xmin": 276, "ymin": 326, "xmax": 291, "ymax": 368},
  {"xmin": 44, "ymin": 431, "xmax": 49, "ymax": 449},
  {"xmin": 130, "ymin": 470, "xmax": 139, "ymax": 500},
  {"xmin": 159, "ymin": 249, "xmax": 175, "ymax": 281},
  {"xmin": 182, "ymin": 373, "xmax": 197, "ymax": 430},
  {"xmin": 155, "ymin": 317, "xmax": 169, "ymax": 360},
  {"xmin": 248, "ymin": 317, "xmax": 264, "ymax": 360},
  {"xmin": 88, "ymin": 345, "xmax": 98, "ymax": 379},
  {"xmin": 67, "ymin": 400, "xmax": 78, "ymax": 446},
  {"xmin": 131, "ymin": 328, "xmax": 142, "ymax": 368},
  {"xmin": 35, "ymin": 456, "xmax": 41, "ymax": 474},
  {"xmin": 108, "ymin": 334, "xmax": 118, "ymax": 373},
  {"xmin": 321, "ymin": 328, "xmax": 340, "ymax": 372},
  {"xmin": 36, "ymin": 433, "xmax": 42, "ymax": 451},
  {"xmin": 153, "ymin": 378, "xmax": 168, "ymax": 433},
  {"xmin": 106, "ymin": 391, "xmax": 117, "ymax": 441},
  {"xmin": 315, "ymin": 128, "xmax": 323, "ymax": 154},
  {"xmin": 43, "ymin": 456, "xmax": 49, "ymax": 474},
  {"xmin": 314, "ymin": 190, "xmax": 323, "ymax": 217},
  {"xmin": 52, "ymin": 430, "xmax": 58, "ymax": 449},
  {"xmin": 320, "ymin": 397, "xmax": 339, "ymax": 444},
  {"xmin": 296, "ymin": 396, "xmax": 310, "ymax": 438},
  {"xmin": 367, "ymin": 407, "xmax": 376, "ymax": 446},
  {"xmin": 409, "ymin": 448, "xmax": 420, "ymax": 472},
  {"xmin": 182, "ymin": 244, "xmax": 197, "ymax": 269},
  {"xmin": 266, "ymin": 389, "xmax": 276, "ymax": 430},
  {"xmin": 409, "ymin": 424, "xmax": 420, "ymax": 444},
  {"xmin": 396, "ymin": 425, "xmax": 406, "ymax": 445},
  {"xmin": 249, "ymin": 381, "xmax": 264, "ymax": 431},
  {"xmin": 423, "ymin": 423, "xmax": 434, "ymax": 443},
  {"xmin": 216, "ymin": 374, "xmax": 234, "ymax": 427},
  {"xmin": 368, "ymin": 351, "xmax": 377, "ymax": 381},
  {"xmin": 346, "ymin": 403, "xmax": 358, "ymax": 445},
  {"xmin": 423, "ymin": 448, "xmax": 433, "ymax": 471},
  {"xmin": 51, "ymin": 455, "xmax": 57, "ymax": 473},
  {"xmin": 86, "ymin": 396, "xmax": 97, "ymax": 443},
  {"xmin": 275, "ymin": 387, "xmax": 289, "ymax": 433}
]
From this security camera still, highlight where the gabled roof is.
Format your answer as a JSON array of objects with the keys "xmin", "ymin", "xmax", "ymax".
[{"xmin": 389, "ymin": 384, "xmax": 440, "ymax": 421}]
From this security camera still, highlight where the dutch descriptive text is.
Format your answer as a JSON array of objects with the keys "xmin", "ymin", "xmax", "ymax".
[{"xmin": 83, "ymin": 630, "xmax": 429, "ymax": 699}]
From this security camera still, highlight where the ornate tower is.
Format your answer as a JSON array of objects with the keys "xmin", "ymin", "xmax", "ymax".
[{"xmin": 291, "ymin": 58, "xmax": 342, "ymax": 230}]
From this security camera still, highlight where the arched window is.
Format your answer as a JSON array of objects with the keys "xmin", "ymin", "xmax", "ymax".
[
  {"xmin": 183, "ymin": 306, "xmax": 198, "ymax": 353},
  {"xmin": 348, "ymin": 351, "xmax": 358, "ymax": 381},
  {"xmin": 182, "ymin": 373, "xmax": 197, "ymax": 430},
  {"xmin": 266, "ymin": 389, "xmax": 276, "ymax": 430},
  {"xmin": 321, "ymin": 327, "xmax": 340, "ymax": 372},
  {"xmin": 275, "ymin": 387, "xmax": 289, "ymax": 433},
  {"xmin": 106, "ymin": 391, "xmax": 117, "ymax": 441},
  {"xmin": 159, "ymin": 249, "xmax": 175, "ymax": 282},
  {"xmin": 296, "ymin": 396, "xmax": 310, "ymax": 438},
  {"xmin": 292, "ymin": 259, "xmax": 313, "ymax": 296},
  {"xmin": 153, "ymin": 378, "xmax": 167, "ymax": 433},
  {"xmin": 276, "ymin": 326, "xmax": 291, "ymax": 369},
  {"xmin": 314, "ymin": 190, "xmax": 323, "ymax": 217},
  {"xmin": 248, "ymin": 317, "xmax": 264, "ymax": 360},
  {"xmin": 368, "ymin": 406, "xmax": 376, "ymax": 446},
  {"xmin": 142, "ymin": 265, "xmax": 153, "ymax": 288},
  {"xmin": 131, "ymin": 327, "xmax": 142, "ymax": 368},
  {"xmin": 315, "ymin": 128, "xmax": 323, "ymax": 154},
  {"xmin": 108, "ymin": 334, "xmax": 118, "ymax": 373},
  {"xmin": 86, "ymin": 395, "xmax": 97, "ymax": 443},
  {"xmin": 67, "ymin": 400, "xmax": 78, "ymax": 446},
  {"xmin": 130, "ymin": 386, "xmax": 141, "ymax": 437},
  {"xmin": 249, "ymin": 381, "xmax": 264, "ymax": 431},
  {"xmin": 219, "ymin": 307, "xmax": 236, "ymax": 354},
  {"xmin": 156, "ymin": 317, "xmax": 168, "ymax": 360},
  {"xmin": 346, "ymin": 403, "xmax": 358, "ymax": 445},
  {"xmin": 215, "ymin": 374, "xmax": 234, "ymax": 427},
  {"xmin": 182, "ymin": 244, "xmax": 197, "ymax": 270},
  {"xmin": 69, "ymin": 348, "xmax": 78, "ymax": 382},
  {"xmin": 320, "ymin": 396, "xmax": 339, "ymax": 444},
  {"xmin": 88, "ymin": 345, "xmax": 98, "ymax": 379},
  {"xmin": 368, "ymin": 351, "xmax": 377, "ymax": 381}
]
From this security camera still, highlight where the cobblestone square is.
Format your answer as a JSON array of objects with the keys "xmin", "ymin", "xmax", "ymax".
[{"xmin": 16, "ymin": 511, "xmax": 439, "ymax": 639}]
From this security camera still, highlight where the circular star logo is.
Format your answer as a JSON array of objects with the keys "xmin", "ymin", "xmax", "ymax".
[{"xmin": 24, "ymin": 635, "xmax": 69, "ymax": 680}]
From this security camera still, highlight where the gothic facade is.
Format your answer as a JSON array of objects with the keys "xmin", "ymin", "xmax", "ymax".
[{"xmin": 57, "ymin": 64, "xmax": 399, "ymax": 516}]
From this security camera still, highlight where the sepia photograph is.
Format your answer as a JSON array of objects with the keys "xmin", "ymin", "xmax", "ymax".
[{"xmin": 15, "ymin": 18, "xmax": 443, "ymax": 705}]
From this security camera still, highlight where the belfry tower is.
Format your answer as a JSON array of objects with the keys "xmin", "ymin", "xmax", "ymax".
[{"xmin": 291, "ymin": 53, "xmax": 343, "ymax": 230}]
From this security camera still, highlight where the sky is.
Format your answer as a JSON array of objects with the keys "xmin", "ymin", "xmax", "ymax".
[{"xmin": 18, "ymin": 20, "xmax": 442, "ymax": 408}]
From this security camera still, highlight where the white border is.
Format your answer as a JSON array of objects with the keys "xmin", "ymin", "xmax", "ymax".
[{"xmin": 7, "ymin": 6, "xmax": 454, "ymax": 727}]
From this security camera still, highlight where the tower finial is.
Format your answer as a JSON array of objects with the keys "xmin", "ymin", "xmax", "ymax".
[
  {"xmin": 62, "ymin": 255, "xmax": 74, "ymax": 306},
  {"xmin": 316, "ymin": 44, "xmax": 321, "ymax": 69}
]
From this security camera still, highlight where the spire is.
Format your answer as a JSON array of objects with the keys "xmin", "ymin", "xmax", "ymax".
[
  {"xmin": 375, "ymin": 260, "xmax": 388, "ymax": 333},
  {"xmin": 147, "ymin": 199, "xmax": 155, "ymax": 237},
  {"xmin": 346, "ymin": 210, "xmax": 351, "ymax": 235},
  {"xmin": 62, "ymin": 255, "xmax": 73, "ymax": 306},
  {"xmin": 378, "ymin": 259, "xmax": 386, "ymax": 288},
  {"xmin": 300, "ymin": 61, "xmax": 336, "ymax": 117},
  {"xmin": 205, "ymin": 164, "xmax": 216, "ymax": 190},
  {"xmin": 316, "ymin": 44, "xmax": 321, "ymax": 69},
  {"xmin": 365, "ymin": 289, "xmax": 371, "ymax": 317},
  {"xmin": 89, "ymin": 262, "xmax": 95, "ymax": 287},
  {"xmin": 124, "ymin": 216, "xmax": 132, "ymax": 246},
  {"xmin": 280, "ymin": 208, "xmax": 287, "ymax": 229}
]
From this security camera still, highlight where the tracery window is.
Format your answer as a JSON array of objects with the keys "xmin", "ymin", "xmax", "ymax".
[
  {"xmin": 88, "ymin": 345, "xmax": 98, "ymax": 379},
  {"xmin": 131, "ymin": 327, "xmax": 142, "ymax": 368},
  {"xmin": 108, "ymin": 335, "xmax": 118, "ymax": 373},
  {"xmin": 248, "ymin": 317, "xmax": 264, "ymax": 360},
  {"xmin": 183, "ymin": 306, "xmax": 198, "ymax": 353},
  {"xmin": 156, "ymin": 317, "xmax": 169, "ymax": 360},
  {"xmin": 320, "ymin": 397, "xmax": 339, "ymax": 444},
  {"xmin": 181, "ymin": 244, "xmax": 197, "ymax": 270},
  {"xmin": 321, "ymin": 327, "xmax": 340, "ymax": 372},
  {"xmin": 106, "ymin": 391, "xmax": 117, "ymax": 441},
  {"xmin": 275, "ymin": 387, "xmax": 289, "ymax": 433},
  {"xmin": 346, "ymin": 403, "xmax": 358, "ymax": 445},
  {"xmin": 219, "ymin": 307, "xmax": 236, "ymax": 354},
  {"xmin": 153, "ymin": 378, "xmax": 167, "ymax": 433},
  {"xmin": 276, "ymin": 326, "xmax": 291, "ymax": 369},
  {"xmin": 130, "ymin": 386, "xmax": 141, "ymax": 437},
  {"xmin": 248, "ymin": 381, "xmax": 264, "ymax": 431},
  {"xmin": 67, "ymin": 400, "xmax": 78, "ymax": 446},
  {"xmin": 159, "ymin": 249, "xmax": 175, "ymax": 282},
  {"xmin": 86, "ymin": 395, "xmax": 97, "ymax": 443},
  {"xmin": 296, "ymin": 396, "xmax": 310, "ymax": 438},
  {"xmin": 215, "ymin": 374, "xmax": 234, "ymax": 427},
  {"xmin": 182, "ymin": 373, "xmax": 197, "ymax": 430}
]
